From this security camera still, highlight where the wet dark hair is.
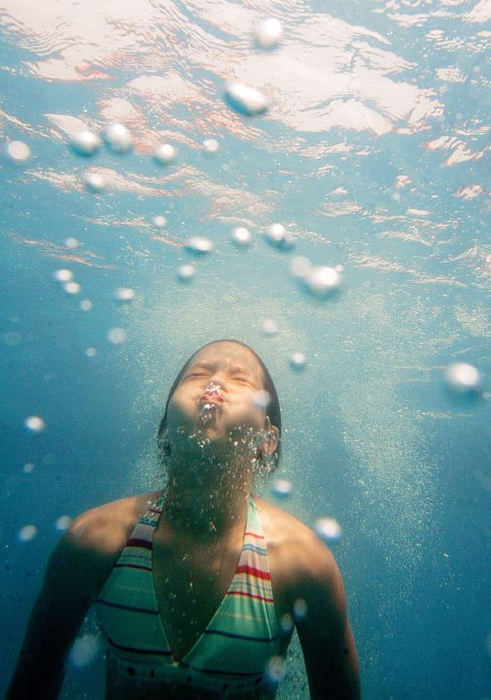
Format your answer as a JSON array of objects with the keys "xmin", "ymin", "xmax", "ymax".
[{"xmin": 158, "ymin": 339, "xmax": 281, "ymax": 473}]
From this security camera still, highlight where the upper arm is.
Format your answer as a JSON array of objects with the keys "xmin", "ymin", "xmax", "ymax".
[
  {"xmin": 293, "ymin": 538, "xmax": 360, "ymax": 700},
  {"xmin": 7, "ymin": 517, "xmax": 115, "ymax": 698}
]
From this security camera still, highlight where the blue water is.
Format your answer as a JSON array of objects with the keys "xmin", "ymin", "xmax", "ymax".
[{"xmin": 1, "ymin": 1, "xmax": 490, "ymax": 698}]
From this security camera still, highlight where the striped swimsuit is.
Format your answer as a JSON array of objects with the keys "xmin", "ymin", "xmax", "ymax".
[{"xmin": 96, "ymin": 493, "xmax": 282, "ymax": 695}]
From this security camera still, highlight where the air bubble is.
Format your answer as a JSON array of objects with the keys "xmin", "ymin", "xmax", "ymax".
[
  {"xmin": 266, "ymin": 223, "xmax": 294, "ymax": 251},
  {"xmin": 80, "ymin": 299, "xmax": 93, "ymax": 311},
  {"xmin": 265, "ymin": 655, "xmax": 286, "ymax": 684},
  {"xmin": 253, "ymin": 390, "xmax": 271, "ymax": 409},
  {"xmin": 203, "ymin": 139, "xmax": 219, "ymax": 153},
  {"xmin": 293, "ymin": 598, "xmax": 308, "ymax": 620},
  {"xmin": 271, "ymin": 479, "xmax": 292, "ymax": 498},
  {"xmin": 63, "ymin": 282, "xmax": 81, "ymax": 295},
  {"xmin": 152, "ymin": 215, "xmax": 167, "ymax": 228},
  {"xmin": 53, "ymin": 269, "xmax": 73, "ymax": 282},
  {"xmin": 254, "ymin": 18, "xmax": 284, "ymax": 50},
  {"xmin": 70, "ymin": 130, "xmax": 101, "ymax": 156},
  {"xmin": 303, "ymin": 266, "xmax": 342, "ymax": 298},
  {"xmin": 289, "ymin": 352, "xmax": 306, "ymax": 370},
  {"xmin": 280, "ymin": 613, "xmax": 294, "ymax": 633},
  {"xmin": 153, "ymin": 143, "xmax": 177, "ymax": 164},
  {"xmin": 262, "ymin": 319, "xmax": 278, "ymax": 335},
  {"xmin": 24, "ymin": 416, "xmax": 45, "ymax": 433},
  {"xmin": 84, "ymin": 171, "xmax": 105, "ymax": 193},
  {"xmin": 186, "ymin": 237, "xmax": 214, "ymax": 254},
  {"xmin": 55, "ymin": 515, "xmax": 72, "ymax": 531},
  {"xmin": 19, "ymin": 525, "xmax": 37, "ymax": 541},
  {"xmin": 65, "ymin": 237, "xmax": 79, "ymax": 249},
  {"xmin": 444, "ymin": 362, "xmax": 482, "ymax": 393},
  {"xmin": 231, "ymin": 227, "xmax": 252, "ymax": 247},
  {"xmin": 70, "ymin": 634, "xmax": 99, "ymax": 667},
  {"xmin": 107, "ymin": 328, "xmax": 127, "ymax": 344},
  {"xmin": 115, "ymin": 287, "xmax": 135, "ymax": 302},
  {"xmin": 290, "ymin": 256, "xmax": 312, "ymax": 278},
  {"xmin": 6, "ymin": 140, "xmax": 31, "ymax": 163},
  {"xmin": 23, "ymin": 463, "xmax": 35, "ymax": 474},
  {"xmin": 224, "ymin": 82, "xmax": 269, "ymax": 116},
  {"xmin": 86, "ymin": 347, "xmax": 97, "ymax": 357},
  {"xmin": 104, "ymin": 123, "xmax": 132, "ymax": 154},
  {"xmin": 177, "ymin": 264, "xmax": 196, "ymax": 282},
  {"xmin": 314, "ymin": 517, "xmax": 343, "ymax": 544}
]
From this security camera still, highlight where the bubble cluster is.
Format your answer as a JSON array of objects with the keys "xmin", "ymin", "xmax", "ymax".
[
  {"xmin": 177, "ymin": 264, "xmax": 196, "ymax": 282},
  {"xmin": 153, "ymin": 143, "xmax": 177, "ymax": 164},
  {"xmin": 70, "ymin": 130, "xmax": 101, "ymax": 156},
  {"xmin": 5, "ymin": 140, "xmax": 31, "ymax": 163},
  {"xmin": 24, "ymin": 416, "xmax": 45, "ymax": 433},
  {"xmin": 265, "ymin": 223, "xmax": 294, "ymax": 251},
  {"xmin": 444, "ymin": 362, "xmax": 482, "ymax": 394},
  {"xmin": 224, "ymin": 82, "xmax": 269, "ymax": 116},
  {"xmin": 231, "ymin": 227, "xmax": 252, "ymax": 247},
  {"xmin": 70, "ymin": 634, "xmax": 99, "ymax": 667},
  {"xmin": 254, "ymin": 18, "xmax": 284, "ymax": 50},
  {"xmin": 314, "ymin": 517, "xmax": 343, "ymax": 544},
  {"xmin": 186, "ymin": 237, "xmax": 214, "ymax": 254},
  {"xmin": 18, "ymin": 525, "xmax": 37, "ymax": 541},
  {"xmin": 289, "ymin": 352, "xmax": 306, "ymax": 370},
  {"xmin": 104, "ymin": 123, "xmax": 132, "ymax": 154},
  {"xmin": 107, "ymin": 328, "xmax": 127, "ymax": 344},
  {"xmin": 271, "ymin": 479, "xmax": 293, "ymax": 498}
]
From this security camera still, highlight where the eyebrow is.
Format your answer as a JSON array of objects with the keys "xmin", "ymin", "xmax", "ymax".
[{"xmin": 191, "ymin": 363, "xmax": 250, "ymax": 375}]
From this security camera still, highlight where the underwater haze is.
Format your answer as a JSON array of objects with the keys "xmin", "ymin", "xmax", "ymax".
[{"xmin": 1, "ymin": 0, "xmax": 490, "ymax": 698}]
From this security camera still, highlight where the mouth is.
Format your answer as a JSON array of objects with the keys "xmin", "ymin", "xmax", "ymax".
[{"xmin": 199, "ymin": 392, "xmax": 224, "ymax": 404}]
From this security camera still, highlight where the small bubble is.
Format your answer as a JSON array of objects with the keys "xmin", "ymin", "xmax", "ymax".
[
  {"xmin": 314, "ymin": 517, "xmax": 343, "ymax": 544},
  {"xmin": 289, "ymin": 352, "xmax": 306, "ymax": 370},
  {"xmin": 185, "ymin": 237, "xmax": 214, "ymax": 254},
  {"xmin": 70, "ymin": 634, "xmax": 99, "ymax": 667},
  {"xmin": 104, "ymin": 123, "xmax": 132, "ymax": 154},
  {"xmin": 86, "ymin": 347, "xmax": 97, "ymax": 357},
  {"xmin": 55, "ymin": 515, "xmax": 72, "ymax": 531},
  {"xmin": 293, "ymin": 598, "xmax": 308, "ymax": 620},
  {"xmin": 271, "ymin": 479, "xmax": 292, "ymax": 498},
  {"xmin": 262, "ymin": 319, "xmax": 279, "ymax": 335},
  {"xmin": 253, "ymin": 390, "xmax": 271, "ymax": 409},
  {"xmin": 24, "ymin": 416, "xmax": 45, "ymax": 433},
  {"xmin": 265, "ymin": 655, "xmax": 286, "ymax": 684},
  {"xmin": 80, "ymin": 299, "xmax": 93, "ymax": 311},
  {"xmin": 65, "ymin": 237, "xmax": 79, "ymax": 249},
  {"xmin": 280, "ymin": 613, "xmax": 294, "ymax": 633},
  {"xmin": 115, "ymin": 287, "xmax": 135, "ymax": 302},
  {"xmin": 3, "ymin": 331, "xmax": 21, "ymax": 346},
  {"xmin": 23, "ymin": 463, "xmax": 35, "ymax": 474},
  {"xmin": 18, "ymin": 525, "xmax": 37, "ymax": 542},
  {"xmin": 84, "ymin": 171, "xmax": 105, "ymax": 193},
  {"xmin": 63, "ymin": 281, "xmax": 81, "ymax": 295},
  {"xmin": 203, "ymin": 139, "xmax": 219, "ymax": 153},
  {"xmin": 303, "ymin": 266, "xmax": 342, "ymax": 298},
  {"xmin": 265, "ymin": 223, "xmax": 294, "ymax": 251},
  {"xmin": 444, "ymin": 362, "xmax": 482, "ymax": 393},
  {"xmin": 107, "ymin": 328, "xmax": 126, "ymax": 344},
  {"xmin": 254, "ymin": 18, "xmax": 284, "ymax": 50},
  {"xmin": 153, "ymin": 143, "xmax": 177, "ymax": 164},
  {"xmin": 53, "ymin": 269, "xmax": 73, "ymax": 282},
  {"xmin": 290, "ymin": 256, "xmax": 312, "ymax": 278},
  {"xmin": 231, "ymin": 227, "xmax": 252, "ymax": 247},
  {"xmin": 6, "ymin": 140, "xmax": 31, "ymax": 163},
  {"xmin": 224, "ymin": 82, "xmax": 269, "ymax": 116},
  {"xmin": 177, "ymin": 264, "xmax": 196, "ymax": 282},
  {"xmin": 70, "ymin": 130, "xmax": 101, "ymax": 156},
  {"xmin": 152, "ymin": 215, "xmax": 167, "ymax": 228}
]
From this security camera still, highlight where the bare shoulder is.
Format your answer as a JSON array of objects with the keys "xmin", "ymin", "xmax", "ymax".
[
  {"xmin": 255, "ymin": 496, "xmax": 339, "ymax": 595},
  {"xmin": 66, "ymin": 490, "xmax": 162, "ymax": 556}
]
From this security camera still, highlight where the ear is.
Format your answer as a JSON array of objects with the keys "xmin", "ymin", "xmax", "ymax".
[{"xmin": 258, "ymin": 423, "xmax": 280, "ymax": 457}]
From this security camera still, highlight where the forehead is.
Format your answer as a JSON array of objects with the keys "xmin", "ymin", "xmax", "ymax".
[{"xmin": 188, "ymin": 343, "xmax": 264, "ymax": 381}]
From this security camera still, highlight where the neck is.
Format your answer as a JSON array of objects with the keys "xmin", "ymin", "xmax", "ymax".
[{"xmin": 162, "ymin": 455, "xmax": 254, "ymax": 543}]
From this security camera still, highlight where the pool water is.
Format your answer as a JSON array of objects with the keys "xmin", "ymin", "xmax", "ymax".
[{"xmin": 1, "ymin": 1, "xmax": 489, "ymax": 698}]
